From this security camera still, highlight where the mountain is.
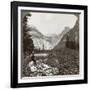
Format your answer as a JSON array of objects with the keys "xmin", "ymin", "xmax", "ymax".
[
  {"xmin": 58, "ymin": 27, "xmax": 70, "ymax": 43},
  {"xmin": 27, "ymin": 25, "xmax": 72, "ymax": 50},
  {"xmin": 46, "ymin": 16, "xmax": 79, "ymax": 75},
  {"xmin": 54, "ymin": 16, "xmax": 79, "ymax": 50},
  {"xmin": 27, "ymin": 26, "xmax": 60, "ymax": 50}
]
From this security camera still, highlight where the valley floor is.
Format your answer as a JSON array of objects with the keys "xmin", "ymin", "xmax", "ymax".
[{"xmin": 22, "ymin": 48, "xmax": 79, "ymax": 77}]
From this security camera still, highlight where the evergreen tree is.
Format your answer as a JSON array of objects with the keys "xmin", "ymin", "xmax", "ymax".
[
  {"xmin": 22, "ymin": 13, "xmax": 34, "ymax": 76},
  {"xmin": 23, "ymin": 13, "xmax": 34, "ymax": 58}
]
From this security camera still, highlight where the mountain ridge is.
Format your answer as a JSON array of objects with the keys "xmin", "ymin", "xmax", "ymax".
[{"xmin": 27, "ymin": 26, "xmax": 71, "ymax": 50}]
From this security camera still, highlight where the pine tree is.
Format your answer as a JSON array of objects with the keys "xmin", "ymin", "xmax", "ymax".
[
  {"xmin": 22, "ymin": 13, "xmax": 34, "ymax": 76},
  {"xmin": 23, "ymin": 13, "xmax": 34, "ymax": 58}
]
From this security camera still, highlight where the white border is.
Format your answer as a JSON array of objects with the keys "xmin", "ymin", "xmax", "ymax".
[{"xmin": 18, "ymin": 6, "xmax": 84, "ymax": 83}]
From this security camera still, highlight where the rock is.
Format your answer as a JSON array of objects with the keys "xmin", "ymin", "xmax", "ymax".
[
  {"xmin": 28, "ymin": 60, "xmax": 59, "ymax": 76},
  {"xmin": 52, "ymin": 67, "xmax": 59, "ymax": 75},
  {"xmin": 30, "ymin": 66, "xmax": 37, "ymax": 72},
  {"xmin": 28, "ymin": 61, "xmax": 37, "ymax": 72}
]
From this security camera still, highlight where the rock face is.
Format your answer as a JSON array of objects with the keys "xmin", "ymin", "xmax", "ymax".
[
  {"xmin": 27, "ymin": 26, "xmax": 60, "ymax": 50},
  {"xmin": 27, "ymin": 26, "xmax": 71, "ymax": 50},
  {"xmin": 54, "ymin": 15, "xmax": 79, "ymax": 50}
]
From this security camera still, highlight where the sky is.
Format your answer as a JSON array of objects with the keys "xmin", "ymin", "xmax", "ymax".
[{"xmin": 27, "ymin": 12, "xmax": 77, "ymax": 36}]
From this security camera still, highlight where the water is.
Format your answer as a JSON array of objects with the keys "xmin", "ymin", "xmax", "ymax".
[{"xmin": 34, "ymin": 53, "xmax": 48, "ymax": 57}]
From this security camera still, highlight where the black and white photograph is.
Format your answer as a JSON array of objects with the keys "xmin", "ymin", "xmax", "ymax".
[
  {"xmin": 11, "ymin": 1, "xmax": 87, "ymax": 88},
  {"xmin": 21, "ymin": 11, "xmax": 80, "ymax": 77}
]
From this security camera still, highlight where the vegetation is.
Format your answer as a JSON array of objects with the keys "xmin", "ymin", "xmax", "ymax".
[
  {"xmin": 22, "ymin": 13, "xmax": 34, "ymax": 76},
  {"xmin": 47, "ymin": 48, "xmax": 79, "ymax": 75}
]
